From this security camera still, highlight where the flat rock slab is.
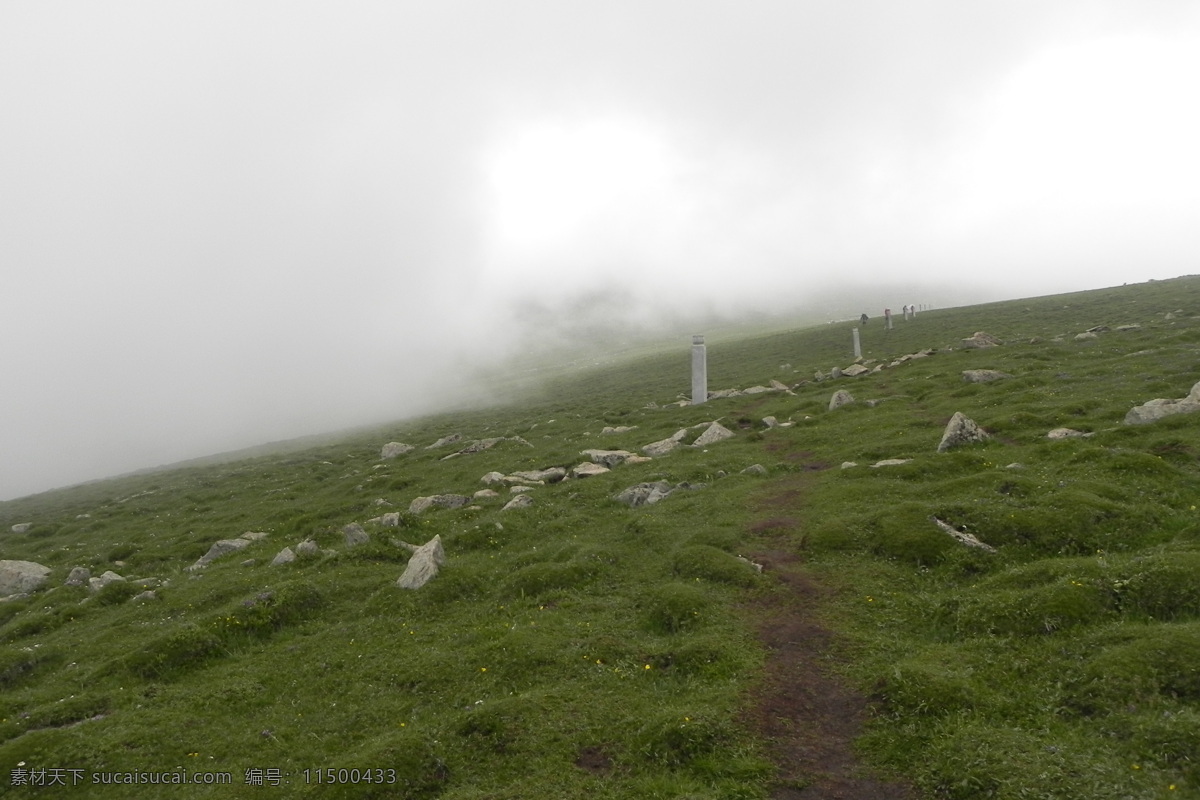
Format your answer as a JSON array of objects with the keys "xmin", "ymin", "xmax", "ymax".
[
  {"xmin": 962, "ymin": 369, "xmax": 1013, "ymax": 383},
  {"xmin": 581, "ymin": 449, "xmax": 637, "ymax": 467},
  {"xmin": 1125, "ymin": 381, "xmax": 1200, "ymax": 425},
  {"xmin": 409, "ymin": 494, "xmax": 470, "ymax": 514}
]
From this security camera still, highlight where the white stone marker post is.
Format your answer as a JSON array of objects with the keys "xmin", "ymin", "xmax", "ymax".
[
  {"xmin": 852, "ymin": 327, "xmax": 862, "ymax": 359},
  {"xmin": 691, "ymin": 334, "xmax": 707, "ymax": 405}
]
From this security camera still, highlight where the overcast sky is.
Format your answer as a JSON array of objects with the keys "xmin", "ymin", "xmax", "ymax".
[{"xmin": 3, "ymin": 1, "xmax": 1199, "ymax": 500}]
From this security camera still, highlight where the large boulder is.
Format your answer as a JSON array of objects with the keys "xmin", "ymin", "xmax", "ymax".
[
  {"xmin": 571, "ymin": 462, "xmax": 610, "ymax": 478},
  {"xmin": 692, "ymin": 422, "xmax": 734, "ymax": 447},
  {"xmin": 187, "ymin": 532, "xmax": 269, "ymax": 571},
  {"xmin": 581, "ymin": 449, "xmax": 637, "ymax": 468},
  {"xmin": 509, "ymin": 467, "xmax": 567, "ymax": 484},
  {"xmin": 0, "ymin": 560, "xmax": 51, "ymax": 596},
  {"xmin": 502, "ymin": 494, "xmax": 533, "ymax": 511},
  {"xmin": 396, "ymin": 536, "xmax": 446, "ymax": 590},
  {"xmin": 380, "ymin": 442, "xmax": 414, "ymax": 459},
  {"xmin": 937, "ymin": 412, "xmax": 990, "ymax": 452},
  {"xmin": 828, "ymin": 390, "xmax": 855, "ymax": 411},
  {"xmin": 1125, "ymin": 381, "xmax": 1200, "ymax": 425},
  {"xmin": 409, "ymin": 494, "xmax": 470, "ymax": 514}
]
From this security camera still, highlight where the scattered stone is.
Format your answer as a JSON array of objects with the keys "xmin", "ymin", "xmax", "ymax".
[
  {"xmin": 409, "ymin": 494, "xmax": 470, "ymax": 514},
  {"xmin": 0, "ymin": 560, "xmax": 51, "ymax": 595},
  {"xmin": 615, "ymin": 481, "xmax": 675, "ymax": 508},
  {"xmin": 1086, "ymin": 325, "xmax": 1110, "ymax": 333},
  {"xmin": 601, "ymin": 426, "xmax": 638, "ymax": 434},
  {"xmin": 1046, "ymin": 428, "xmax": 1094, "ymax": 439},
  {"xmin": 1116, "ymin": 324, "xmax": 1142, "ymax": 332},
  {"xmin": 295, "ymin": 540, "xmax": 320, "ymax": 556},
  {"xmin": 736, "ymin": 555, "xmax": 764, "ymax": 573},
  {"xmin": 396, "ymin": 535, "xmax": 446, "ymax": 590},
  {"xmin": 509, "ymin": 485, "xmax": 535, "ymax": 494},
  {"xmin": 937, "ymin": 412, "xmax": 990, "ymax": 452},
  {"xmin": 502, "ymin": 494, "xmax": 534, "ymax": 511},
  {"xmin": 377, "ymin": 512, "xmax": 401, "ymax": 527},
  {"xmin": 741, "ymin": 464, "xmax": 768, "ymax": 476},
  {"xmin": 762, "ymin": 416, "xmax": 779, "ymax": 428},
  {"xmin": 692, "ymin": 422, "xmax": 735, "ymax": 447},
  {"xmin": 770, "ymin": 379, "xmax": 791, "ymax": 391},
  {"xmin": 707, "ymin": 388, "xmax": 744, "ymax": 400},
  {"xmin": 743, "ymin": 385, "xmax": 773, "ymax": 394},
  {"xmin": 509, "ymin": 467, "xmax": 567, "ymax": 483},
  {"xmin": 831, "ymin": 367, "xmax": 843, "ymax": 379},
  {"xmin": 931, "ymin": 516, "xmax": 997, "ymax": 553},
  {"xmin": 571, "ymin": 462, "xmax": 610, "ymax": 479},
  {"xmin": 343, "ymin": 524, "xmax": 370, "ymax": 547},
  {"xmin": 1125, "ymin": 380, "xmax": 1200, "ymax": 425},
  {"xmin": 132, "ymin": 590, "xmax": 158, "ymax": 603},
  {"xmin": 1074, "ymin": 332, "xmax": 1098, "ymax": 341},
  {"xmin": 1005, "ymin": 463, "xmax": 1024, "ymax": 470},
  {"xmin": 961, "ymin": 331, "xmax": 1003, "ymax": 348},
  {"xmin": 870, "ymin": 459, "xmax": 912, "ymax": 468},
  {"xmin": 581, "ymin": 449, "xmax": 637, "ymax": 467},
  {"xmin": 453, "ymin": 437, "xmax": 506, "ymax": 456},
  {"xmin": 380, "ymin": 442, "xmax": 414, "ymax": 459},
  {"xmin": 10, "ymin": 523, "xmax": 32, "ymax": 534},
  {"xmin": 64, "ymin": 566, "xmax": 91, "ymax": 587},
  {"xmin": 188, "ymin": 532, "xmax": 269, "ymax": 571},
  {"xmin": 962, "ymin": 369, "xmax": 1013, "ymax": 383},
  {"xmin": 828, "ymin": 390, "xmax": 855, "ymax": 411},
  {"xmin": 426, "ymin": 434, "xmax": 463, "ymax": 449},
  {"xmin": 88, "ymin": 571, "xmax": 126, "ymax": 592},
  {"xmin": 474, "ymin": 489, "xmax": 499, "ymax": 499},
  {"xmin": 481, "ymin": 471, "xmax": 506, "ymax": 485},
  {"xmin": 840, "ymin": 462, "xmax": 858, "ymax": 469},
  {"xmin": 842, "ymin": 364, "xmax": 870, "ymax": 377},
  {"xmin": 270, "ymin": 547, "xmax": 297, "ymax": 566},
  {"xmin": 642, "ymin": 438, "xmax": 682, "ymax": 457}
]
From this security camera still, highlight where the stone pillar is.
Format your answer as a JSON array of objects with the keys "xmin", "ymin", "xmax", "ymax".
[
  {"xmin": 691, "ymin": 334, "xmax": 707, "ymax": 405},
  {"xmin": 852, "ymin": 327, "xmax": 862, "ymax": 359}
]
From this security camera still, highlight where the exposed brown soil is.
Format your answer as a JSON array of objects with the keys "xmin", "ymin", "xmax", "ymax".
[{"xmin": 742, "ymin": 474, "xmax": 916, "ymax": 799}]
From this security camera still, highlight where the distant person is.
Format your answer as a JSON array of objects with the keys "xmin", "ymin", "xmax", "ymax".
[{"xmin": 860, "ymin": 313, "xmax": 868, "ymax": 326}]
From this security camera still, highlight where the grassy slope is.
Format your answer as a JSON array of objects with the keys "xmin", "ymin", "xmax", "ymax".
[{"xmin": 2, "ymin": 276, "xmax": 1199, "ymax": 797}]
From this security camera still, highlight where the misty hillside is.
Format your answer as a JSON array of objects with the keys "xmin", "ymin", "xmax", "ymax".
[{"xmin": 3, "ymin": 276, "xmax": 1200, "ymax": 798}]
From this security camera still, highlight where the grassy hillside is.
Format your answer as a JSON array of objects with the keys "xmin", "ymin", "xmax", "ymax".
[{"xmin": 3, "ymin": 276, "xmax": 1200, "ymax": 798}]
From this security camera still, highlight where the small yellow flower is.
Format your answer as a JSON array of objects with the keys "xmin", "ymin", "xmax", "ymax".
[
  {"xmin": 480, "ymin": 667, "xmax": 487, "ymax": 672},
  {"xmin": 644, "ymin": 664, "xmax": 651, "ymax": 670}
]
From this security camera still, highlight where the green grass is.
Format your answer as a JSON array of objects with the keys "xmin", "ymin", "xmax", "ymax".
[{"xmin": 3, "ymin": 276, "xmax": 1200, "ymax": 796}]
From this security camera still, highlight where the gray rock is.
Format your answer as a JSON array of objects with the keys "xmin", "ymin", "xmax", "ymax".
[
  {"xmin": 581, "ymin": 449, "xmax": 637, "ymax": 468},
  {"xmin": 743, "ymin": 385, "xmax": 773, "ymax": 394},
  {"xmin": 828, "ymin": 390, "xmax": 855, "ymax": 411},
  {"xmin": 10, "ymin": 523, "xmax": 32, "ymax": 534},
  {"xmin": 270, "ymin": 547, "xmax": 296, "ymax": 566},
  {"xmin": 937, "ymin": 412, "xmax": 990, "ymax": 452},
  {"xmin": 1125, "ymin": 381, "xmax": 1200, "ymax": 424},
  {"xmin": 962, "ymin": 369, "xmax": 1013, "ymax": 383},
  {"xmin": 1074, "ymin": 331, "xmax": 1098, "ymax": 341},
  {"xmin": 481, "ymin": 471, "xmax": 507, "ymax": 485},
  {"xmin": 741, "ymin": 464, "xmax": 768, "ymax": 476},
  {"xmin": 0, "ymin": 560, "xmax": 51, "ymax": 595},
  {"xmin": 396, "ymin": 535, "xmax": 446, "ymax": 590},
  {"xmin": 133, "ymin": 590, "xmax": 158, "ymax": 603},
  {"xmin": 473, "ymin": 488, "xmax": 499, "ymax": 499},
  {"xmin": 88, "ymin": 571, "xmax": 126, "ymax": 593},
  {"xmin": 509, "ymin": 467, "xmax": 567, "ymax": 483},
  {"xmin": 409, "ymin": 494, "xmax": 470, "ymax": 514},
  {"xmin": 571, "ymin": 462, "xmax": 610, "ymax": 478},
  {"xmin": 64, "ymin": 566, "xmax": 91, "ymax": 587},
  {"xmin": 601, "ymin": 425, "xmax": 638, "ymax": 434},
  {"xmin": 961, "ymin": 331, "xmax": 1003, "ymax": 348},
  {"xmin": 295, "ymin": 540, "xmax": 320, "ymax": 556},
  {"xmin": 762, "ymin": 416, "xmax": 779, "ymax": 428},
  {"xmin": 378, "ymin": 512, "xmax": 402, "ymax": 527},
  {"xmin": 455, "ymin": 437, "xmax": 506, "ymax": 456},
  {"xmin": 509, "ymin": 485, "xmax": 535, "ymax": 494},
  {"xmin": 502, "ymin": 494, "xmax": 534, "ymax": 511},
  {"xmin": 831, "ymin": 367, "xmax": 843, "ymax": 379},
  {"xmin": 343, "ymin": 524, "xmax": 370, "ymax": 547},
  {"xmin": 1116, "ymin": 324, "xmax": 1142, "ymax": 332},
  {"xmin": 840, "ymin": 461, "xmax": 858, "ymax": 469},
  {"xmin": 692, "ymin": 422, "xmax": 735, "ymax": 447},
  {"xmin": 842, "ymin": 364, "xmax": 869, "ymax": 377},
  {"xmin": 615, "ymin": 481, "xmax": 675, "ymax": 507},
  {"xmin": 1046, "ymin": 428, "xmax": 1093, "ymax": 439},
  {"xmin": 188, "ymin": 537, "xmax": 255, "ymax": 570},
  {"xmin": 380, "ymin": 442, "xmax": 415, "ymax": 459},
  {"xmin": 770, "ymin": 379, "xmax": 791, "ymax": 391},
  {"xmin": 870, "ymin": 459, "xmax": 912, "ymax": 468},
  {"xmin": 642, "ymin": 438, "xmax": 681, "ymax": 457},
  {"xmin": 426, "ymin": 434, "xmax": 462, "ymax": 449}
]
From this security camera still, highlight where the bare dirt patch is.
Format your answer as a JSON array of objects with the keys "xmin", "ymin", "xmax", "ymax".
[{"xmin": 743, "ymin": 471, "xmax": 915, "ymax": 798}]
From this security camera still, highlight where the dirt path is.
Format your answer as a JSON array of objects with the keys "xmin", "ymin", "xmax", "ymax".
[{"xmin": 742, "ymin": 470, "xmax": 915, "ymax": 799}]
